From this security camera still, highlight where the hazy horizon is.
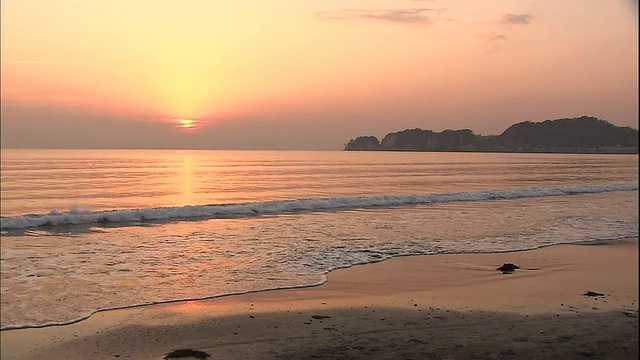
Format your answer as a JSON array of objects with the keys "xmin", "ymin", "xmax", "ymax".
[
  {"xmin": 0, "ymin": 114, "xmax": 638, "ymax": 151},
  {"xmin": 2, "ymin": 0, "xmax": 638, "ymax": 150}
]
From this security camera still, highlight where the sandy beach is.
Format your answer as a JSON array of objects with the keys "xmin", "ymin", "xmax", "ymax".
[{"xmin": 1, "ymin": 238, "xmax": 637, "ymax": 360}]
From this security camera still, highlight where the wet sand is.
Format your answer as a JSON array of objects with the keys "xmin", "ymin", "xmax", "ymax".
[{"xmin": 1, "ymin": 238, "xmax": 637, "ymax": 359}]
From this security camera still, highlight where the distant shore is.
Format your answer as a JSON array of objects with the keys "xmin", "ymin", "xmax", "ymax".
[
  {"xmin": 344, "ymin": 116, "xmax": 639, "ymax": 153},
  {"xmin": 1, "ymin": 238, "xmax": 637, "ymax": 359},
  {"xmin": 344, "ymin": 148, "xmax": 639, "ymax": 154}
]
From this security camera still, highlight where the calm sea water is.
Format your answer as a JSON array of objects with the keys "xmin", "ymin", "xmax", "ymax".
[{"xmin": 0, "ymin": 149, "xmax": 638, "ymax": 329}]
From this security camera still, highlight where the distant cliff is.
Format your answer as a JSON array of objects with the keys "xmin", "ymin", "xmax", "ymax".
[
  {"xmin": 344, "ymin": 136, "xmax": 380, "ymax": 151},
  {"xmin": 344, "ymin": 116, "xmax": 638, "ymax": 153}
]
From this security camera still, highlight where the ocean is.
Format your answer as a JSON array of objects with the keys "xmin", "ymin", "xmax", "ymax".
[{"xmin": 0, "ymin": 149, "xmax": 637, "ymax": 330}]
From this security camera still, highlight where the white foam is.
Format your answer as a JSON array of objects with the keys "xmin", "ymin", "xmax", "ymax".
[{"xmin": 1, "ymin": 183, "xmax": 637, "ymax": 230}]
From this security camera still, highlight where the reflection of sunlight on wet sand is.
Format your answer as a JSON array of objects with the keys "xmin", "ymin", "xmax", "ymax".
[{"xmin": 171, "ymin": 300, "xmax": 209, "ymax": 312}]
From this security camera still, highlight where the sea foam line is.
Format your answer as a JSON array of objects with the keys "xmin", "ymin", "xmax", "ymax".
[{"xmin": 1, "ymin": 183, "xmax": 637, "ymax": 230}]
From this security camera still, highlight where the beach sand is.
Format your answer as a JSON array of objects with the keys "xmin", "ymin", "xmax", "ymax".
[{"xmin": 1, "ymin": 238, "xmax": 637, "ymax": 359}]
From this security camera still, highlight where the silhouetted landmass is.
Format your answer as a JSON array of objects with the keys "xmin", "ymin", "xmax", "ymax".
[
  {"xmin": 344, "ymin": 136, "xmax": 380, "ymax": 150},
  {"xmin": 344, "ymin": 116, "xmax": 638, "ymax": 153}
]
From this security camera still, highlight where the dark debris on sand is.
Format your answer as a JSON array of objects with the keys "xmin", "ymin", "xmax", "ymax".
[
  {"xmin": 583, "ymin": 291, "xmax": 605, "ymax": 297},
  {"xmin": 311, "ymin": 315, "xmax": 331, "ymax": 320},
  {"xmin": 497, "ymin": 263, "xmax": 520, "ymax": 274},
  {"xmin": 165, "ymin": 349, "xmax": 211, "ymax": 359}
]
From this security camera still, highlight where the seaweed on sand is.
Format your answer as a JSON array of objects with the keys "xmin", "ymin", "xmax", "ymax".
[{"xmin": 164, "ymin": 349, "xmax": 211, "ymax": 359}]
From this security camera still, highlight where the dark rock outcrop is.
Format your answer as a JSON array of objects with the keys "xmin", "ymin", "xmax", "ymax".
[
  {"xmin": 497, "ymin": 263, "xmax": 520, "ymax": 274},
  {"xmin": 344, "ymin": 136, "xmax": 380, "ymax": 151},
  {"xmin": 343, "ymin": 116, "xmax": 638, "ymax": 153}
]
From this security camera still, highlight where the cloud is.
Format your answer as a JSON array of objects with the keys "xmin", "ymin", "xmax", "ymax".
[
  {"xmin": 498, "ymin": 13, "xmax": 533, "ymax": 27},
  {"xmin": 482, "ymin": 13, "xmax": 534, "ymax": 49},
  {"xmin": 316, "ymin": 8, "xmax": 444, "ymax": 25},
  {"xmin": 487, "ymin": 33, "xmax": 508, "ymax": 42}
]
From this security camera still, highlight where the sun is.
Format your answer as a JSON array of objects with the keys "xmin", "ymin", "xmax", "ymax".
[{"xmin": 174, "ymin": 118, "xmax": 200, "ymax": 130}]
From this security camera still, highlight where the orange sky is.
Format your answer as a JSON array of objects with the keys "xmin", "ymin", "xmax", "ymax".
[{"xmin": 1, "ymin": 0, "xmax": 638, "ymax": 149}]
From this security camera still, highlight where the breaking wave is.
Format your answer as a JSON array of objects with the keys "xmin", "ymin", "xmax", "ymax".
[{"xmin": 1, "ymin": 183, "xmax": 637, "ymax": 230}]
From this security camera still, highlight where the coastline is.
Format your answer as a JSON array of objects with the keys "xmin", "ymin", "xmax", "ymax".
[
  {"xmin": 1, "ymin": 238, "xmax": 637, "ymax": 359},
  {"xmin": 343, "ymin": 149, "xmax": 639, "ymax": 154}
]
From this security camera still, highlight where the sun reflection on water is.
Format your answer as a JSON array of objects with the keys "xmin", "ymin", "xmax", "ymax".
[{"xmin": 182, "ymin": 157, "xmax": 193, "ymax": 206}]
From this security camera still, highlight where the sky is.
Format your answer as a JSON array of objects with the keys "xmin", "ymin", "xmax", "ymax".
[{"xmin": 1, "ymin": 0, "xmax": 638, "ymax": 150}]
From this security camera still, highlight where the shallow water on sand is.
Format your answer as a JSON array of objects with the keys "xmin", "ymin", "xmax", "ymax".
[{"xmin": 0, "ymin": 150, "xmax": 637, "ymax": 328}]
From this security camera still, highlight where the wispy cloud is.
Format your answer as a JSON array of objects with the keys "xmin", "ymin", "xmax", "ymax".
[
  {"xmin": 481, "ymin": 13, "xmax": 534, "ymax": 52},
  {"xmin": 486, "ymin": 13, "xmax": 534, "ymax": 43},
  {"xmin": 497, "ymin": 13, "xmax": 534, "ymax": 27},
  {"xmin": 316, "ymin": 8, "xmax": 445, "ymax": 25},
  {"xmin": 487, "ymin": 33, "xmax": 508, "ymax": 42}
]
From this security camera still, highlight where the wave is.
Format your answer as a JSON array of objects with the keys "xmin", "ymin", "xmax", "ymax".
[{"xmin": 1, "ymin": 183, "xmax": 637, "ymax": 230}]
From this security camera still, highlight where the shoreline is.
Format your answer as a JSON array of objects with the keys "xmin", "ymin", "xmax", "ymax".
[
  {"xmin": 2, "ymin": 235, "xmax": 636, "ymax": 332},
  {"xmin": 1, "ymin": 238, "xmax": 637, "ymax": 359}
]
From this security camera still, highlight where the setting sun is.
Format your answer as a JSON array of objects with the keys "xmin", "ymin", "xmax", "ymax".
[
  {"xmin": 0, "ymin": 1, "xmax": 638, "ymax": 357},
  {"xmin": 175, "ymin": 118, "xmax": 199, "ymax": 130}
]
